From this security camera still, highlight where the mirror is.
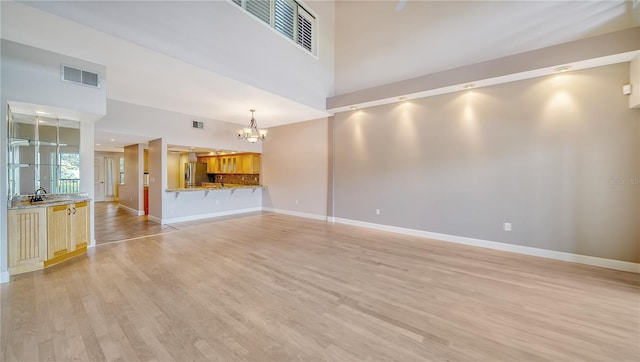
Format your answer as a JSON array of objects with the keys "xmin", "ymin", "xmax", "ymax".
[{"xmin": 7, "ymin": 107, "xmax": 81, "ymax": 196}]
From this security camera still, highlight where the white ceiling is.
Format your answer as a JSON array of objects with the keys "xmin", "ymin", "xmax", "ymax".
[
  {"xmin": 1, "ymin": 1, "xmax": 330, "ymax": 128},
  {"xmin": 335, "ymin": 0, "xmax": 640, "ymax": 94},
  {"xmin": 2, "ymin": 1, "xmax": 639, "ymax": 152}
]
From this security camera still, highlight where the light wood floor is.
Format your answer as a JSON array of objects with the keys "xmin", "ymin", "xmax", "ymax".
[
  {"xmin": 2, "ymin": 212, "xmax": 639, "ymax": 361},
  {"xmin": 94, "ymin": 202, "xmax": 177, "ymax": 244}
]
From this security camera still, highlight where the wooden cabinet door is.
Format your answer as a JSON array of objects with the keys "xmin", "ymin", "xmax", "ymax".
[
  {"xmin": 208, "ymin": 157, "xmax": 218, "ymax": 173},
  {"xmin": 47, "ymin": 205, "xmax": 71, "ymax": 259},
  {"xmin": 8, "ymin": 208, "xmax": 47, "ymax": 274},
  {"xmin": 252, "ymin": 154, "xmax": 260, "ymax": 174},
  {"xmin": 72, "ymin": 202, "xmax": 90, "ymax": 250}
]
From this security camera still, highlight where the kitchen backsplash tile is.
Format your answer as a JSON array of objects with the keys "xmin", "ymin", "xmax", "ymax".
[{"xmin": 214, "ymin": 174, "xmax": 260, "ymax": 185}]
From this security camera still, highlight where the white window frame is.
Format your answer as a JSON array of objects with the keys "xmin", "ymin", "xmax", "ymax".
[{"xmin": 231, "ymin": 0, "xmax": 318, "ymax": 56}]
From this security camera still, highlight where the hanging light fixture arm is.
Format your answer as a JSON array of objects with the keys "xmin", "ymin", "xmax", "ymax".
[{"xmin": 237, "ymin": 109, "xmax": 267, "ymax": 143}]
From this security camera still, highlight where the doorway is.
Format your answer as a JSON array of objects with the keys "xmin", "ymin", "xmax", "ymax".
[
  {"xmin": 94, "ymin": 155, "xmax": 119, "ymax": 202},
  {"xmin": 94, "ymin": 155, "xmax": 105, "ymax": 202}
]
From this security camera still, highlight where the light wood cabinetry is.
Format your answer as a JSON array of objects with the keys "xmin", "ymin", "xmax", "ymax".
[
  {"xmin": 46, "ymin": 202, "xmax": 90, "ymax": 265},
  {"xmin": 206, "ymin": 157, "xmax": 218, "ymax": 173},
  {"xmin": 73, "ymin": 202, "xmax": 90, "ymax": 250},
  {"xmin": 47, "ymin": 204, "xmax": 71, "ymax": 259},
  {"xmin": 243, "ymin": 154, "xmax": 260, "ymax": 174},
  {"xmin": 7, "ymin": 208, "xmax": 48, "ymax": 275},
  {"xmin": 198, "ymin": 153, "xmax": 260, "ymax": 174},
  {"xmin": 8, "ymin": 201, "xmax": 91, "ymax": 275}
]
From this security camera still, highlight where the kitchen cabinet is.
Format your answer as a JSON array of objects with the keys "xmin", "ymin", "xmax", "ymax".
[
  {"xmin": 197, "ymin": 153, "xmax": 260, "ymax": 174},
  {"xmin": 243, "ymin": 154, "xmax": 260, "ymax": 174},
  {"xmin": 8, "ymin": 200, "xmax": 90, "ymax": 275},
  {"xmin": 196, "ymin": 156, "xmax": 219, "ymax": 173},
  {"xmin": 7, "ymin": 207, "xmax": 48, "ymax": 275},
  {"xmin": 45, "ymin": 201, "xmax": 90, "ymax": 266},
  {"xmin": 206, "ymin": 157, "xmax": 218, "ymax": 173}
]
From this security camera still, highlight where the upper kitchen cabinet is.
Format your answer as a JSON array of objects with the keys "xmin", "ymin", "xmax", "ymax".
[
  {"xmin": 198, "ymin": 153, "xmax": 260, "ymax": 174},
  {"xmin": 7, "ymin": 107, "xmax": 81, "ymax": 196}
]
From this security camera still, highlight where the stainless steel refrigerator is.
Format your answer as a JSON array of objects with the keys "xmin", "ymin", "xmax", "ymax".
[{"xmin": 185, "ymin": 162, "xmax": 208, "ymax": 187}]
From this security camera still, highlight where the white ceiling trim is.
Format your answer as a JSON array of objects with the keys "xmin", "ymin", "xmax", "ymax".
[{"xmin": 328, "ymin": 51, "xmax": 640, "ymax": 114}]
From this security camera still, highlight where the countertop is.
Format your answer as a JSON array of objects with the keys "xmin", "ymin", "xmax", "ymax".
[
  {"xmin": 166, "ymin": 184, "xmax": 262, "ymax": 192},
  {"xmin": 8, "ymin": 193, "xmax": 91, "ymax": 210}
]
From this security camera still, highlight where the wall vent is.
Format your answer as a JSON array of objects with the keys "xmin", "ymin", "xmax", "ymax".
[
  {"xmin": 192, "ymin": 120, "xmax": 204, "ymax": 129},
  {"xmin": 61, "ymin": 64, "xmax": 100, "ymax": 88}
]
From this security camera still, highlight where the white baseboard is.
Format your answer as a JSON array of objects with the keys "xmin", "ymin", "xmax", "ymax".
[
  {"xmin": 1, "ymin": 270, "xmax": 9, "ymax": 284},
  {"xmin": 148, "ymin": 215, "xmax": 162, "ymax": 224},
  {"xmin": 160, "ymin": 207, "xmax": 262, "ymax": 224},
  {"xmin": 118, "ymin": 203, "xmax": 144, "ymax": 216},
  {"xmin": 263, "ymin": 207, "xmax": 329, "ymax": 221},
  {"xmin": 333, "ymin": 217, "xmax": 640, "ymax": 274}
]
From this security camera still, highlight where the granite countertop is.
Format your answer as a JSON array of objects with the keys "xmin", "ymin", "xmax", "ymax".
[
  {"xmin": 8, "ymin": 193, "xmax": 91, "ymax": 210},
  {"xmin": 165, "ymin": 184, "xmax": 263, "ymax": 192}
]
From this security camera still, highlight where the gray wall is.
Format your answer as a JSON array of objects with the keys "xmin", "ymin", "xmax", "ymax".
[
  {"xmin": 262, "ymin": 118, "xmax": 330, "ymax": 218},
  {"xmin": 333, "ymin": 63, "xmax": 640, "ymax": 263}
]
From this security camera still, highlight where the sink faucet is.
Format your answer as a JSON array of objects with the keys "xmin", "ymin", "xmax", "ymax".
[{"xmin": 31, "ymin": 187, "xmax": 47, "ymax": 202}]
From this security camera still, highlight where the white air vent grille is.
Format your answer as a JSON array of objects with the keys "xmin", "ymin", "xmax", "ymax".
[
  {"xmin": 61, "ymin": 64, "xmax": 100, "ymax": 88},
  {"xmin": 192, "ymin": 120, "xmax": 204, "ymax": 129}
]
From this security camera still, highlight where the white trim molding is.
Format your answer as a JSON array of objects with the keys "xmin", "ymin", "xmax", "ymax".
[
  {"xmin": 118, "ymin": 203, "xmax": 145, "ymax": 216},
  {"xmin": 333, "ymin": 217, "xmax": 640, "ymax": 274},
  {"xmin": 262, "ymin": 207, "xmax": 329, "ymax": 221}
]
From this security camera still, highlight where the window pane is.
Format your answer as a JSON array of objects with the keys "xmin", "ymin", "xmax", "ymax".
[
  {"xmin": 246, "ymin": 0, "xmax": 270, "ymax": 24},
  {"xmin": 59, "ymin": 153, "xmax": 80, "ymax": 193},
  {"xmin": 296, "ymin": 7, "xmax": 313, "ymax": 52},
  {"xmin": 274, "ymin": 0, "xmax": 294, "ymax": 39}
]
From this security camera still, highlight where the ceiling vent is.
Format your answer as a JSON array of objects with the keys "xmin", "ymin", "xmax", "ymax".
[
  {"xmin": 192, "ymin": 120, "xmax": 204, "ymax": 129},
  {"xmin": 61, "ymin": 64, "xmax": 100, "ymax": 88}
]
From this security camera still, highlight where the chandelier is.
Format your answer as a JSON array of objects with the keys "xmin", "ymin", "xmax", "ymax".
[{"xmin": 237, "ymin": 109, "xmax": 267, "ymax": 143}]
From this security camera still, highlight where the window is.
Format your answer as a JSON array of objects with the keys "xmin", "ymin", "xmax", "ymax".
[
  {"xmin": 233, "ymin": 0, "xmax": 316, "ymax": 54},
  {"xmin": 59, "ymin": 153, "xmax": 80, "ymax": 193},
  {"xmin": 119, "ymin": 157, "xmax": 125, "ymax": 184}
]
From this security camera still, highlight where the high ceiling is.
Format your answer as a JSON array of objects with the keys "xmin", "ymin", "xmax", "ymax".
[
  {"xmin": 1, "ymin": 0, "xmax": 639, "ymax": 152},
  {"xmin": 335, "ymin": 1, "xmax": 639, "ymax": 94}
]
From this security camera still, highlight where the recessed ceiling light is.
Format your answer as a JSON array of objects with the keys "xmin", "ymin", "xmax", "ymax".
[
  {"xmin": 110, "ymin": 138, "xmax": 115, "ymax": 142},
  {"xmin": 350, "ymin": 106, "xmax": 358, "ymax": 110},
  {"xmin": 463, "ymin": 84, "xmax": 475, "ymax": 89},
  {"xmin": 399, "ymin": 97, "xmax": 407, "ymax": 101},
  {"xmin": 34, "ymin": 110, "xmax": 50, "ymax": 115},
  {"xmin": 554, "ymin": 66, "xmax": 571, "ymax": 73},
  {"xmin": 96, "ymin": 143, "xmax": 101, "ymax": 146}
]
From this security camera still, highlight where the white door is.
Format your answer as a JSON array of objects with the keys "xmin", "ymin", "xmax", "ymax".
[{"xmin": 94, "ymin": 156, "xmax": 105, "ymax": 202}]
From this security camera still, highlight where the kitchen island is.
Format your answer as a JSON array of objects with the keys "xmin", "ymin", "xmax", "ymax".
[
  {"xmin": 155, "ymin": 184, "xmax": 263, "ymax": 224},
  {"xmin": 166, "ymin": 183, "xmax": 262, "ymax": 192}
]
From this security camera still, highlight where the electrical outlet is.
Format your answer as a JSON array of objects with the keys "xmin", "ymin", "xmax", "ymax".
[
  {"xmin": 503, "ymin": 222, "xmax": 512, "ymax": 231},
  {"xmin": 215, "ymin": 200, "xmax": 220, "ymax": 205},
  {"xmin": 295, "ymin": 200, "xmax": 299, "ymax": 205},
  {"xmin": 376, "ymin": 209, "xmax": 380, "ymax": 215}
]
